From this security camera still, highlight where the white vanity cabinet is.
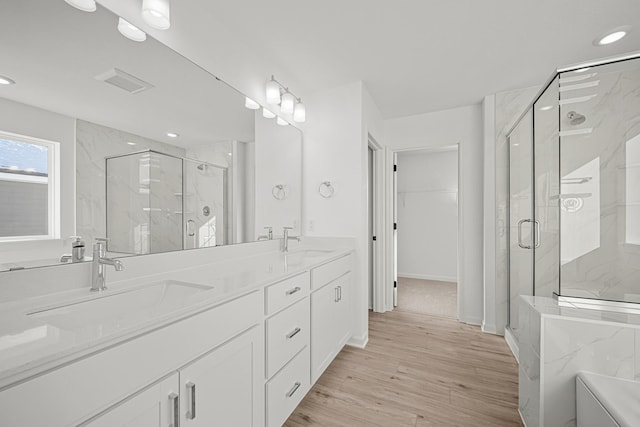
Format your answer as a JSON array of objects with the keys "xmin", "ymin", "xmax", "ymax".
[{"xmin": 310, "ymin": 255, "xmax": 352, "ymax": 384}]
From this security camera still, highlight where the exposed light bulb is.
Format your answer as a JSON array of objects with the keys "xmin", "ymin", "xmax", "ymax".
[
  {"xmin": 64, "ymin": 0, "xmax": 96, "ymax": 12},
  {"xmin": 118, "ymin": 18, "xmax": 147, "ymax": 42},
  {"xmin": 0, "ymin": 75, "xmax": 16, "ymax": 85},
  {"xmin": 245, "ymin": 97, "xmax": 260, "ymax": 110},
  {"xmin": 266, "ymin": 79, "xmax": 281, "ymax": 105},
  {"xmin": 280, "ymin": 92, "xmax": 295, "ymax": 115},
  {"xmin": 262, "ymin": 108, "xmax": 276, "ymax": 119},
  {"xmin": 276, "ymin": 117, "xmax": 289, "ymax": 126},
  {"xmin": 142, "ymin": 0, "xmax": 171, "ymax": 30},
  {"xmin": 293, "ymin": 101, "xmax": 306, "ymax": 123}
]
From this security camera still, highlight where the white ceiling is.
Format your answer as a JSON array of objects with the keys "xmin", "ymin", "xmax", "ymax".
[
  {"xmin": 207, "ymin": 0, "xmax": 640, "ymax": 118},
  {"xmin": 0, "ymin": 0, "xmax": 255, "ymax": 148}
]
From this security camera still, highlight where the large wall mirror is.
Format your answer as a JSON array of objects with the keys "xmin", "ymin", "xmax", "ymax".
[{"xmin": 0, "ymin": 0, "xmax": 302, "ymax": 271}]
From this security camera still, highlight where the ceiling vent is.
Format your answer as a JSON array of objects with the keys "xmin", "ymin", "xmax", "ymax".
[{"xmin": 94, "ymin": 68, "xmax": 154, "ymax": 94}]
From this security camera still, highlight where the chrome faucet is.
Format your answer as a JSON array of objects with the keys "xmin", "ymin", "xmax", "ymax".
[
  {"xmin": 91, "ymin": 238, "xmax": 123, "ymax": 292},
  {"xmin": 257, "ymin": 226, "xmax": 274, "ymax": 241},
  {"xmin": 282, "ymin": 227, "xmax": 300, "ymax": 252},
  {"xmin": 60, "ymin": 236, "xmax": 86, "ymax": 263}
]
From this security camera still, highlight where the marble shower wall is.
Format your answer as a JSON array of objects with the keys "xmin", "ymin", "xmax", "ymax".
[
  {"xmin": 560, "ymin": 58, "xmax": 640, "ymax": 302},
  {"xmin": 76, "ymin": 120, "xmax": 185, "ymax": 251}
]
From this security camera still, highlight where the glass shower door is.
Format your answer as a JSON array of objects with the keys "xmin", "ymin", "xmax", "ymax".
[
  {"xmin": 508, "ymin": 109, "xmax": 534, "ymax": 338},
  {"xmin": 183, "ymin": 160, "xmax": 228, "ymax": 249}
]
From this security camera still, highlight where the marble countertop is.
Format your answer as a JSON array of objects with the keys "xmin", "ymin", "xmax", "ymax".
[
  {"xmin": 521, "ymin": 296, "xmax": 640, "ymax": 328},
  {"xmin": 0, "ymin": 247, "xmax": 352, "ymax": 389},
  {"xmin": 578, "ymin": 372, "xmax": 640, "ymax": 427}
]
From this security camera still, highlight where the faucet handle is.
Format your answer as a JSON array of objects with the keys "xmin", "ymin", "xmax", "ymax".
[
  {"xmin": 95, "ymin": 237, "xmax": 110, "ymax": 242},
  {"xmin": 283, "ymin": 226, "xmax": 293, "ymax": 230},
  {"xmin": 264, "ymin": 226, "xmax": 273, "ymax": 231}
]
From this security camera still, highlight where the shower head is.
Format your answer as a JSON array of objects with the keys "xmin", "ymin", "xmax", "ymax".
[{"xmin": 567, "ymin": 111, "xmax": 586, "ymax": 126}]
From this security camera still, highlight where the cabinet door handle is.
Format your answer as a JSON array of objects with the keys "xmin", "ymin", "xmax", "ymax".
[
  {"xmin": 286, "ymin": 382, "xmax": 302, "ymax": 398},
  {"xmin": 334, "ymin": 287, "xmax": 339, "ymax": 302},
  {"xmin": 286, "ymin": 286, "xmax": 301, "ymax": 296},
  {"xmin": 286, "ymin": 327, "xmax": 301, "ymax": 339},
  {"xmin": 186, "ymin": 382, "xmax": 196, "ymax": 420},
  {"xmin": 338, "ymin": 285, "xmax": 342, "ymax": 301},
  {"xmin": 169, "ymin": 392, "xmax": 180, "ymax": 427}
]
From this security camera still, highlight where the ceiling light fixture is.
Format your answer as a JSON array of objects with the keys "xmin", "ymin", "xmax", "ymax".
[
  {"xmin": 142, "ymin": 0, "xmax": 171, "ymax": 30},
  {"xmin": 0, "ymin": 75, "xmax": 15, "ymax": 85},
  {"xmin": 64, "ymin": 0, "xmax": 97, "ymax": 12},
  {"xmin": 593, "ymin": 26, "xmax": 631, "ymax": 46},
  {"xmin": 118, "ymin": 18, "xmax": 147, "ymax": 42},
  {"xmin": 127, "ymin": 142, "xmax": 137, "ymax": 146},
  {"xmin": 276, "ymin": 117, "xmax": 289, "ymax": 126},
  {"xmin": 166, "ymin": 132, "xmax": 179, "ymax": 138},
  {"xmin": 262, "ymin": 108, "xmax": 276, "ymax": 119},
  {"xmin": 265, "ymin": 75, "xmax": 306, "ymax": 122},
  {"xmin": 245, "ymin": 97, "xmax": 260, "ymax": 110}
]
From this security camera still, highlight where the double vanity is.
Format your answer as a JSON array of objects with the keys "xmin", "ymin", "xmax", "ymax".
[{"xmin": 0, "ymin": 240, "xmax": 355, "ymax": 426}]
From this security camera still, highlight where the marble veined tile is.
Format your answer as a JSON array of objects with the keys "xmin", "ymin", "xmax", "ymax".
[{"xmin": 542, "ymin": 317, "xmax": 635, "ymax": 427}]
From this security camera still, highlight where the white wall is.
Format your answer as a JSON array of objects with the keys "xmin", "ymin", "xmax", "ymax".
[
  {"xmin": 384, "ymin": 104, "xmax": 484, "ymax": 325},
  {"xmin": 396, "ymin": 149, "xmax": 458, "ymax": 282},
  {"xmin": 0, "ymin": 98, "xmax": 75, "ymax": 267}
]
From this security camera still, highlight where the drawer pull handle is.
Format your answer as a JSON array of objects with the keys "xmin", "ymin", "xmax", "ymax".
[
  {"xmin": 334, "ymin": 286, "xmax": 339, "ymax": 302},
  {"xmin": 169, "ymin": 392, "xmax": 180, "ymax": 427},
  {"xmin": 286, "ymin": 382, "xmax": 302, "ymax": 398},
  {"xmin": 286, "ymin": 286, "xmax": 301, "ymax": 296},
  {"xmin": 186, "ymin": 382, "xmax": 196, "ymax": 420},
  {"xmin": 286, "ymin": 327, "xmax": 302, "ymax": 339}
]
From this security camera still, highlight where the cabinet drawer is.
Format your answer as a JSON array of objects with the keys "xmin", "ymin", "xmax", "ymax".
[
  {"xmin": 311, "ymin": 254, "xmax": 352, "ymax": 290},
  {"xmin": 266, "ymin": 347, "xmax": 310, "ymax": 427},
  {"xmin": 266, "ymin": 297, "xmax": 310, "ymax": 378},
  {"xmin": 265, "ymin": 271, "xmax": 310, "ymax": 315}
]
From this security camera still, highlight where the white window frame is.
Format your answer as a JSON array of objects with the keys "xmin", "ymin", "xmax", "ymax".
[{"xmin": 0, "ymin": 130, "xmax": 60, "ymax": 242}]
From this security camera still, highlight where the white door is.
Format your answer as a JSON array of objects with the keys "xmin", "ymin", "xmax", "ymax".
[
  {"xmin": 393, "ymin": 152, "xmax": 398, "ymax": 307},
  {"xmin": 85, "ymin": 374, "xmax": 179, "ymax": 427},
  {"xmin": 180, "ymin": 327, "xmax": 262, "ymax": 427}
]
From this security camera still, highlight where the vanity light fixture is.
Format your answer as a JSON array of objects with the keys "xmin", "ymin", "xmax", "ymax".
[
  {"xmin": 262, "ymin": 108, "xmax": 276, "ymax": 119},
  {"xmin": 293, "ymin": 100, "xmax": 306, "ymax": 123},
  {"xmin": 142, "ymin": 0, "xmax": 171, "ymax": 30},
  {"xmin": 280, "ymin": 92, "xmax": 296, "ymax": 115},
  {"xmin": 593, "ymin": 26, "xmax": 630, "ymax": 46},
  {"xmin": 265, "ymin": 75, "xmax": 306, "ymax": 121},
  {"xmin": 118, "ymin": 18, "xmax": 147, "ymax": 42},
  {"xmin": 245, "ymin": 97, "xmax": 260, "ymax": 110},
  {"xmin": 0, "ymin": 75, "xmax": 15, "ymax": 85},
  {"xmin": 166, "ymin": 132, "xmax": 179, "ymax": 138},
  {"xmin": 276, "ymin": 117, "xmax": 289, "ymax": 126},
  {"xmin": 64, "ymin": 0, "xmax": 97, "ymax": 12}
]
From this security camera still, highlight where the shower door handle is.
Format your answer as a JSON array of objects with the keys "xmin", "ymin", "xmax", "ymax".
[
  {"xmin": 186, "ymin": 220, "xmax": 196, "ymax": 237},
  {"xmin": 517, "ymin": 219, "xmax": 533, "ymax": 249},
  {"xmin": 533, "ymin": 219, "xmax": 541, "ymax": 248}
]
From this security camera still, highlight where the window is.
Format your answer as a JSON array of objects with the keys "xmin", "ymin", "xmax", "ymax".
[{"xmin": 0, "ymin": 131, "xmax": 60, "ymax": 241}]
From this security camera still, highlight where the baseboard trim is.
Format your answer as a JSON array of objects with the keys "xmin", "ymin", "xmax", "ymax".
[
  {"xmin": 458, "ymin": 315, "xmax": 482, "ymax": 326},
  {"xmin": 504, "ymin": 327, "xmax": 519, "ymax": 363},
  {"xmin": 397, "ymin": 273, "xmax": 457, "ymax": 283},
  {"xmin": 481, "ymin": 321, "xmax": 498, "ymax": 335},
  {"xmin": 347, "ymin": 333, "xmax": 368, "ymax": 349}
]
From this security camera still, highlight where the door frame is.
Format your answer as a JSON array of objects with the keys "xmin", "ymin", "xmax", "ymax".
[
  {"xmin": 368, "ymin": 135, "xmax": 386, "ymax": 313},
  {"xmin": 378, "ymin": 144, "xmax": 462, "ymax": 317}
]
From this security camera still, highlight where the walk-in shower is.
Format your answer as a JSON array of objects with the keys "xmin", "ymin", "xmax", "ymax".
[
  {"xmin": 507, "ymin": 52, "xmax": 640, "ymax": 338},
  {"xmin": 105, "ymin": 150, "xmax": 228, "ymax": 255}
]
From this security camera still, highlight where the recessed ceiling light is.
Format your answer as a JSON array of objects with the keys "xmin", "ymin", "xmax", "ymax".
[
  {"xmin": 167, "ymin": 132, "xmax": 179, "ymax": 138},
  {"xmin": 64, "ymin": 0, "xmax": 97, "ymax": 12},
  {"xmin": 593, "ymin": 26, "xmax": 631, "ymax": 46},
  {"xmin": 118, "ymin": 18, "xmax": 147, "ymax": 42},
  {"xmin": 127, "ymin": 142, "xmax": 137, "ymax": 146},
  {"xmin": 0, "ymin": 75, "xmax": 15, "ymax": 85},
  {"xmin": 574, "ymin": 67, "xmax": 591, "ymax": 73},
  {"xmin": 539, "ymin": 105, "xmax": 553, "ymax": 111}
]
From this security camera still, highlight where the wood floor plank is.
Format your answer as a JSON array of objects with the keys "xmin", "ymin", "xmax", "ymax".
[{"xmin": 284, "ymin": 310, "xmax": 523, "ymax": 427}]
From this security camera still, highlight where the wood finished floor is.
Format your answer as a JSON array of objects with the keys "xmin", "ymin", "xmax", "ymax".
[{"xmin": 285, "ymin": 310, "xmax": 523, "ymax": 427}]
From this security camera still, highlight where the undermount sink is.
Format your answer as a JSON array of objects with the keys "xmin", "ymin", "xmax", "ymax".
[{"xmin": 28, "ymin": 280, "xmax": 213, "ymax": 333}]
